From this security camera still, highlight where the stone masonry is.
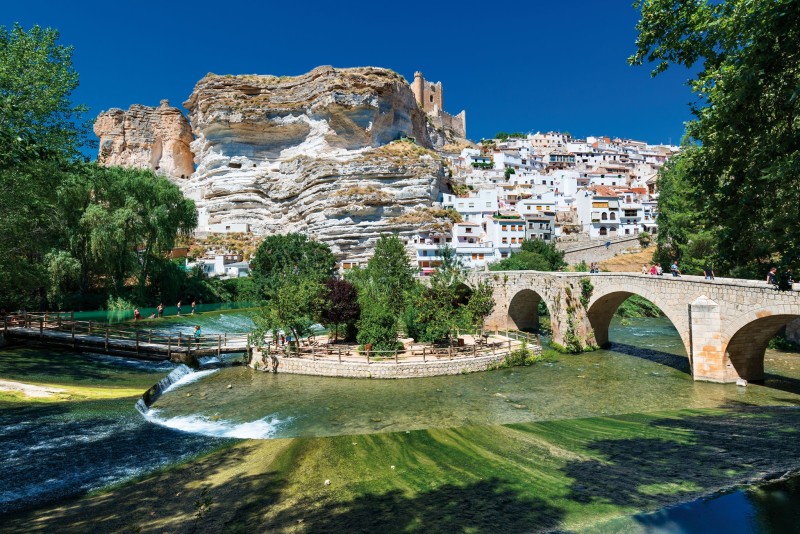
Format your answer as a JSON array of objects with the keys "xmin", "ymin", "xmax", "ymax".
[{"xmin": 475, "ymin": 271, "xmax": 800, "ymax": 383}]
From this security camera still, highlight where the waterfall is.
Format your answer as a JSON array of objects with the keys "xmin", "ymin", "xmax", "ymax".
[{"xmin": 140, "ymin": 364, "xmax": 193, "ymax": 408}]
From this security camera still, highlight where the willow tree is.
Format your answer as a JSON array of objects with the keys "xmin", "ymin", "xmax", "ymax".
[{"xmin": 631, "ymin": 0, "xmax": 800, "ymax": 277}]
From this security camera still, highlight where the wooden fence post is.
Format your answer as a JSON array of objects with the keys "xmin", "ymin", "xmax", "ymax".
[
  {"xmin": 338, "ymin": 348, "xmax": 342, "ymax": 363},
  {"xmin": 148, "ymin": 330, "xmax": 152, "ymax": 343},
  {"xmin": 218, "ymin": 334, "xmax": 222, "ymax": 357},
  {"xmin": 57, "ymin": 314, "xmax": 62, "ymax": 329},
  {"xmin": 448, "ymin": 344, "xmax": 452, "ymax": 360},
  {"xmin": 167, "ymin": 337, "xmax": 172, "ymax": 360},
  {"xmin": 136, "ymin": 331, "xmax": 140, "ymax": 355},
  {"xmin": 422, "ymin": 347, "xmax": 426, "ymax": 363},
  {"xmin": 394, "ymin": 349, "xmax": 398, "ymax": 364},
  {"xmin": 473, "ymin": 343, "xmax": 477, "ymax": 358},
  {"xmin": 178, "ymin": 332, "xmax": 182, "ymax": 347}
]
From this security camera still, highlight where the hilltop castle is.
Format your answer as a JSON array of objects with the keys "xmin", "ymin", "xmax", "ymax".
[{"xmin": 410, "ymin": 71, "xmax": 466, "ymax": 140}]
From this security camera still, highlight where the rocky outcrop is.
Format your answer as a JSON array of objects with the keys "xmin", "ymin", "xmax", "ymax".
[
  {"xmin": 94, "ymin": 100, "xmax": 194, "ymax": 180},
  {"xmin": 182, "ymin": 66, "xmax": 444, "ymax": 259}
]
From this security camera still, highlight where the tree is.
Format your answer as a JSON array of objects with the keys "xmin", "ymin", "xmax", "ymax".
[
  {"xmin": 490, "ymin": 251, "xmax": 551, "ymax": 272},
  {"xmin": 0, "ymin": 24, "xmax": 86, "ymax": 309},
  {"xmin": 320, "ymin": 278, "xmax": 360, "ymax": 341},
  {"xmin": 465, "ymin": 279, "xmax": 495, "ymax": 336},
  {"xmin": 520, "ymin": 239, "xmax": 567, "ymax": 271},
  {"xmin": 0, "ymin": 24, "xmax": 87, "ymax": 157},
  {"xmin": 360, "ymin": 234, "xmax": 415, "ymax": 315},
  {"xmin": 631, "ymin": 0, "xmax": 800, "ymax": 277},
  {"xmin": 253, "ymin": 274, "xmax": 324, "ymax": 347},
  {"xmin": 356, "ymin": 296, "xmax": 399, "ymax": 351},
  {"xmin": 251, "ymin": 233, "xmax": 336, "ymax": 298}
]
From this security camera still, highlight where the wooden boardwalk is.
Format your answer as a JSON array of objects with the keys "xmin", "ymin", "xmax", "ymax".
[{"xmin": 2, "ymin": 312, "xmax": 249, "ymax": 361}]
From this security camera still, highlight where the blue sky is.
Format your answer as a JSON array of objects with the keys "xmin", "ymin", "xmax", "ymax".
[{"xmin": 6, "ymin": 1, "xmax": 695, "ymax": 150}]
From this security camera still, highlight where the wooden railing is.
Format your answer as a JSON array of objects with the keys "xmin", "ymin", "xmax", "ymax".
[
  {"xmin": 252, "ymin": 329, "xmax": 541, "ymax": 365},
  {"xmin": 2, "ymin": 311, "xmax": 249, "ymax": 358}
]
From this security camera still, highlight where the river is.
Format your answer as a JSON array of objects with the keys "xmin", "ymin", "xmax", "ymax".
[{"xmin": 2, "ymin": 311, "xmax": 800, "ymax": 532}]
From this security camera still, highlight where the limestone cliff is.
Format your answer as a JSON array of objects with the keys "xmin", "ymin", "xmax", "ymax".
[
  {"xmin": 94, "ymin": 100, "xmax": 194, "ymax": 180},
  {"xmin": 182, "ymin": 66, "xmax": 443, "ymax": 260}
]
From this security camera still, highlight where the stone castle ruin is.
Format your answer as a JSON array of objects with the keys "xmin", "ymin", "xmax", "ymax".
[
  {"xmin": 411, "ymin": 71, "xmax": 466, "ymax": 141},
  {"xmin": 93, "ymin": 66, "xmax": 467, "ymax": 261}
]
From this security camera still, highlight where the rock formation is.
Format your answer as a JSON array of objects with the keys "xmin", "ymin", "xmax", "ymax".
[
  {"xmin": 95, "ymin": 66, "xmax": 451, "ymax": 261},
  {"xmin": 94, "ymin": 100, "xmax": 194, "ymax": 180},
  {"xmin": 181, "ymin": 66, "xmax": 444, "ymax": 259}
]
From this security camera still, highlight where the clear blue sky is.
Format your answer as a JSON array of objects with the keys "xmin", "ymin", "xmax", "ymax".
[{"xmin": 5, "ymin": 1, "xmax": 694, "ymax": 150}]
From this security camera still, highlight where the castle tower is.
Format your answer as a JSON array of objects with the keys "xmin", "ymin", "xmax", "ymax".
[{"xmin": 412, "ymin": 71, "xmax": 425, "ymax": 108}]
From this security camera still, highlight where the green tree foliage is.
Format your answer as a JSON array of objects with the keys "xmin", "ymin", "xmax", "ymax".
[
  {"xmin": 360, "ymin": 234, "xmax": 415, "ymax": 315},
  {"xmin": 356, "ymin": 296, "xmax": 399, "ymax": 351},
  {"xmin": 251, "ymin": 233, "xmax": 336, "ymax": 298},
  {"xmin": 58, "ymin": 164, "xmax": 197, "ymax": 299},
  {"xmin": 320, "ymin": 278, "xmax": 360, "ymax": 341},
  {"xmin": 631, "ymin": 0, "xmax": 800, "ymax": 277},
  {"xmin": 0, "ymin": 24, "xmax": 86, "ymax": 157},
  {"xmin": 0, "ymin": 24, "xmax": 86, "ymax": 309},
  {"xmin": 253, "ymin": 274, "xmax": 324, "ymax": 345},
  {"xmin": 464, "ymin": 279, "xmax": 495, "ymax": 336},
  {"xmin": 521, "ymin": 239, "xmax": 567, "ymax": 270},
  {"xmin": 489, "ymin": 240, "xmax": 565, "ymax": 273}
]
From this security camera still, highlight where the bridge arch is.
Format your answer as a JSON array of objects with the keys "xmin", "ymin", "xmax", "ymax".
[
  {"xmin": 586, "ymin": 289, "xmax": 690, "ymax": 356},
  {"xmin": 722, "ymin": 306, "xmax": 800, "ymax": 381},
  {"xmin": 506, "ymin": 288, "xmax": 553, "ymax": 332}
]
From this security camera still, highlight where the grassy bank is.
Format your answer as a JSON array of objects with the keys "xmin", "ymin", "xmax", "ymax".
[
  {"xmin": 6, "ymin": 405, "xmax": 800, "ymax": 533},
  {"xmin": 0, "ymin": 346, "xmax": 170, "ymax": 402}
]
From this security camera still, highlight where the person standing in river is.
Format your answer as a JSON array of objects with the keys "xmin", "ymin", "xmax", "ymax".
[
  {"xmin": 176, "ymin": 300, "xmax": 182, "ymax": 316},
  {"xmin": 191, "ymin": 300, "xmax": 196, "ymax": 315},
  {"xmin": 157, "ymin": 303, "xmax": 164, "ymax": 318}
]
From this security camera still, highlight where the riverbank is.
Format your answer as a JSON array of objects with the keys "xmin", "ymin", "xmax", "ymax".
[{"xmin": 5, "ymin": 405, "xmax": 800, "ymax": 533}]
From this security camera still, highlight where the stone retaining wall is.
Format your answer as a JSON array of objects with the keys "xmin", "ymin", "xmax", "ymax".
[
  {"xmin": 248, "ymin": 346, "xmax": 541, "ymax": 379},
  {"xmin": 561, "ymin": 236, "xmax": 641, "ymax": 265}
]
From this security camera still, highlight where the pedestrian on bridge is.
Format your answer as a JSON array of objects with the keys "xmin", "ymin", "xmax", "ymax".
[
  {"xmin": 704, "ymin": 265, "xmax": 715, "ymax": 280},
  {"xmin": 671, "ymin": 261, "xmax": 681, "ymax": 277},
  {"xmin": 194, "ymin": 325, "xmax": 202, "ymax": 347}
]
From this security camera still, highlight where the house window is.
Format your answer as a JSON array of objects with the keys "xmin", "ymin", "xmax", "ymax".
[
  {"xmin": 599, "ymin": 227, "xmax": 608, "ymax": 236},
  {"xmin": 610, "ymin": 212, "xmax": 616, "ymax": 220},
  {"xmin": 511, "ymin": 237, "xmax": 517, "ymax": 244},
  {"xmin": 601, "ymin": 213, "xmax": 607, "ymax": 220},
  {"xmin": 479, "ymin": 253, "xmax": 485, "ymax": 260},
  {"xmin": 465, "ymin": 227, "xmax": 472, "ymax": 233},
  {"xmin": 472, "ymin": 253, "xmax": 478, "ymax": 260},
  {"xmin": 502, "ymin": 237, "xmax": 508, "ymax": 244},
  {"xmin": 501, "ymin": 252, "xmax": 508, "ymax": 258},
  {"xmin": 625, "ymin": 229, "xmax": 630, "ymax": 235}
]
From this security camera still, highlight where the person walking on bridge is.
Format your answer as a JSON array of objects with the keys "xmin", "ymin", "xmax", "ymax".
[
  {"xmin": 703, "ymin": 265, "xmax": 715, "ymax": 280},
  {"xmin": 670, "ymin": 261, "xmax": 681, "ymax": 277}
]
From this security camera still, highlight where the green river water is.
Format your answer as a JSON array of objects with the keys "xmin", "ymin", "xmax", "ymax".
[{"xmin": 3, "ymin": 309, "xmax": 800, "ymax": 532}]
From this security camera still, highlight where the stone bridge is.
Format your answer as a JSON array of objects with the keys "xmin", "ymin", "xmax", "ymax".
[{"xmin": 472, "ymin": 271, "xmax": 800, "ymax": 383}]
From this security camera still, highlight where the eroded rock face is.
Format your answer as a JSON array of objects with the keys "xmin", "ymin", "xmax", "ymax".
[
  {"xmin": 94, "ymin": 100, "xmax": 194, "ymax": 180},
  {"xmin": 182, "ymin": 66, "xmax": 443, "ymax": 260}
]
